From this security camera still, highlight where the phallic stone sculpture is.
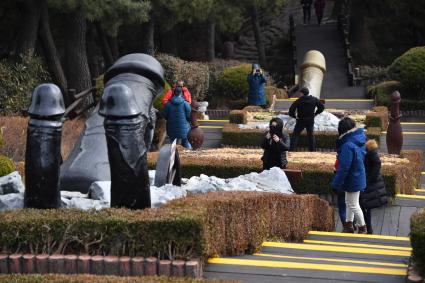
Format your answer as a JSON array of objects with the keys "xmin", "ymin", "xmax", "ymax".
[
  {"xmin": 187, "ymin": 101, "xmax": 205, "ymax": 150},
  {"xmin": 98, "ymin": 53, "xmax": 165, "ymax": 209},
  {"xmin": 298, "ymin": 50, "xmax": 326, "ymax": 99},
  {"xmin": 24, "ymin": 84, "xmax": 65, "ymax": 208},
  {"xmin": 60, "ymin": 54, "xmax": 163, "ymax": 194},
  {"xmin": 386, "ymin": 91, "xmax": 403, "ymax": 155}
]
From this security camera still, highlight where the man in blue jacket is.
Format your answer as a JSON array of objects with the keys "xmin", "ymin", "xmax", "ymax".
[
  {"xmin": 332, "ymin": 117, "xmax": 367, "ymax": 234},
  {"xmin": 247, "ymin": 64, "xmax": 267, "ymax": 107},
  {"xmin": 164, "ymin": 87, "xmax": 192, "ymax": 149}
]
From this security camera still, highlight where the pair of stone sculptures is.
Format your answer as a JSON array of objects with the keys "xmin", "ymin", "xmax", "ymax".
[{"xmin": 24, "ymin": 54, "xmax": 172, "ymax": 210}]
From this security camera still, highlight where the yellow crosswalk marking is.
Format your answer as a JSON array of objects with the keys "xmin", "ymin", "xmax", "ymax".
[
  {"xmin": 262, "ymin": 242, "xmax": 411, "ymax": 257},
  {"xmin": 303, "ymin": 240, "xmax": 412, "ymax": 251},
  {"xmin": 253, "ymin": 253, "xmax": 408, "ymax": 268},
  {"xmin": 308, "ymin": 231, "xmax": 410, "ymax": 241},
  {"xmin": 207, "ymin": 258, "xmax": 407, "ymax": 276}
]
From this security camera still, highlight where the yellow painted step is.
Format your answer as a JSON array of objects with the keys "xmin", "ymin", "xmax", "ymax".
[
  {"xmin": 253, "ymin": 253, "xmax": 408, "ymax": 268},
  {"xmin": 207, "ymin": 258, "xmax": 407, "ymax": 276},
  {"xmin": 262, "ymin": 242, "xmax": 411, "ymax": 257},
  {"xmin": 396, "ymin": 194, "xmax": 425, "ymax": 200},
  {"xmin": 199, "ymin": 125, "xmax": 224, "ymax": 129},
  {"xmin": 308, "ymin": 231, "xmax": 410, "ymax": 242},
  {"xmin": 198, "ymin": 119, "xmax": 229, "ymax": 123},
  {"xmin": 303, "ymin": 240, "xmax": 412, "ymax": 251}
]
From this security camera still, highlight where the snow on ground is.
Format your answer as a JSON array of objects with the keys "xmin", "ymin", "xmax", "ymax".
[
  {"xmin": 0, "ymin": 168, "xmax": 293, "ymax": 211},
  {"xmin": 239, "ymin": 111, "xmax": 340, "ymax": 132}
]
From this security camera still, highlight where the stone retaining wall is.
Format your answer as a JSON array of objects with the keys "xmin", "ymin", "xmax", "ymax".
[{"xmin": 0, "ymin": 254, "xmax": 201, "ymax": 278}]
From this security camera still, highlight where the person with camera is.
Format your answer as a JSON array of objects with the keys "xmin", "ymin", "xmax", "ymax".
[
  {"xmin": 162, "ymin": 79, "xmax": 192, "ymax": 106},
  {"xmin": 261, "ymin": 117, "xmax": 290, "ymax": 170},
  {"xmin": 247, "ymin": 63, "xmax": 267, "ymax": 107},
  {"xmin": 289, "ymin": 87, "xmax": 324, "ymax": 151}
]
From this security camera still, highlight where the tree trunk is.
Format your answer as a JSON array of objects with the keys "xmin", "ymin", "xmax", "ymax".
[
  {"xmin": 143, "ymin": 16, "xmax": 155, "ymax": 55},
  {"xmin": 108, "ymin": 36, "xmax": 119, "ymax": 60},
  {"xmin": 96, "ymin": 24, "xmax": 114, "ymax": 68},
  {"xmin": 64, "ymin": 6, "xmax": 92, "ymax": 106},
  {"xmin": 206, "ymin": 19, "xmax": 216, "ymax": 61},
  {"xmin": 251, "ymin": 5, "xmax": 267, "ymax": 69},
  {"xmin": 86, "ymin": 23, "xmax": 102, "ymax": 78},
  {"xmin": 38, "ymin": 0, "xmax": 69, "ymax": 104},
  {"xmin": 15, "ymin": 0, "xmax": 41, "ymax": 59}
]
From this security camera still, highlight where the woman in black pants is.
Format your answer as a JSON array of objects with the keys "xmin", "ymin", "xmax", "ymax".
[{"xmin": 360, "ymin": 139, "xmax": 388, "ymax": 234}]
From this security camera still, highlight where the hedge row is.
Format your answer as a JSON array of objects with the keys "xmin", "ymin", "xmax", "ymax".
[
  {"xmin": 148, "ymin": 149, "xmax": 422, "ymax": 196},
  {"xmin": 411, "ymin": 209, "xmax": 425, "ymax": 276},
  {"xmin": 364, "ymin": 107, "xmax": 389, "ymax": 131},
  {"xmin": 221, "ymin": 123, "xmax": 382, "ymax": 149},
  {"xmin": 370, "ymin": 80, "xmax": 425, "ymax": 111},
  {"xmin": 228, "ymin": 110, "xmax": 247, "ymax": 124},
  {"xmin": 0, "ymin": 274, "xmax": 235, "ymax": 283},
  {"xmin": 0, "ymin": 192, "xmax": 333, "ymax": 259}
]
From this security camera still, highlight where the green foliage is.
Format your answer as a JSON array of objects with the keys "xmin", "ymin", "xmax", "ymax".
[
  {"xmin": 156, "ymin": 54, "xmax": 210, "ymax": 101},
  {"xmin": 0, "ymin": 155, "xmax": 15, "ymax": 177},
  {"xmin": 48, "ymin": 0, "xmax": 151, "ymax": 36},
  {"xmin": 229, "ymin": 110, "xmax": 247, "ymax": 124},
  {"xmin": 0, "ymin": 193, "xmax": 333, "ymax": 259},
  {"xmin": 372, "ymin": 81, "xmax": 425, "ymax": 111},
  {"xmin": 411, "ymin": 209, "xmax": 425, "ymax": 276},
  {"xmin": 0, "ymin": 56, "xmax": 50, "ymax": 114},
  {"xmin": 215, "ymin": 64, "xmax": 251, "ymax": 100},
  {"xmin": 153, "ymin": 82, "xmax": 171, "ymax": 111},
  {"xmin": 388, "ymin": 47, "xmax": 425, "ymax": 98},
  {"xmin": 0, "ymin": 208, "xmax": 203, "ymax": 258},
  {"xmin": 221, "ymin": 124, "xmax": 381, "ymax": 149},
  {"xmin": 0, "ymin": 274, "xmax": 235, "ymax": 283}
]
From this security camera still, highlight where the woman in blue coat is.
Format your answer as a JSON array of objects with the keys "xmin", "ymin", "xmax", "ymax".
[
  {"xmin": 247, "ymin": 64, "xmax": 267, "ymax": 106},
  {"xmin": 163, "ymin": 87, "xmax": 192, "ymax": 149},
  {"xmin": 332, "ymin": 117, "xmax": 367, "ymax": 234}
]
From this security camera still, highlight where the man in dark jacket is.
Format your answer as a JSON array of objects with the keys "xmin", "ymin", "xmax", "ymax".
[
  {"xmin": 247, "ymin": 63, "xmax": 267, "ymax": 107},
  {"xmin": 360, "ymin": 139, "xmax": 388, "ymax": 234},
  {"xmin": 261, "ymin": 117, "xmax": 290, "ymax": 170},
  {"xmin": 301, "ymin": 0, "xmax": 313, "ymax": 25},
  {"xmin": 289, "ymin": 87, "xmax": 324, "ymax": 151},
  {"xmin": 163, "ymin": 87, "xmax": 192, "ymax": 149}
]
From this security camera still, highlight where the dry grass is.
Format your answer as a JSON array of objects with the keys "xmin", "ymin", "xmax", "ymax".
[{"xmin": 0, "ymin": 116, "xmax": 86, "ymax": 162}]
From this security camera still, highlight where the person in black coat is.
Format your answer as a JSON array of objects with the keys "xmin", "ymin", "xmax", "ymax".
[
  {"xmin": 261, "ymin": 117, "xmax": 290, "ymax": 170},
  {"xmin": 289, "ymin": 87, "xmax": 325, "ymax": 151},
  {"xmin": 360, "ymin": 139, "xmax": 388, "ymax": 234}
]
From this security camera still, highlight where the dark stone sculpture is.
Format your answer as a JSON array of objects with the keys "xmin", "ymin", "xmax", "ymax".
[
  {"xmin": 60, "ymin": 54, "xmax": 163, "ymax": 193},
  {"xmin": 24, "ymin": 84, "xmax": 65, "ymax": 208},
  {"xmin": 386, "ymin": 91, "xmax": 403, "ymax": 155},
  {"xmin": 99, "ymin": 54, "xmax": 165, "ymax": 209},
  {"xmin": 187, "ymin": 101, "xmax": 205, "ymax": 150}
]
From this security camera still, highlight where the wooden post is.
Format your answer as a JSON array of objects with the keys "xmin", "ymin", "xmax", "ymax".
[{"xmin": 386, "ymin": 91, "xmax": 403, "ymax": 154}]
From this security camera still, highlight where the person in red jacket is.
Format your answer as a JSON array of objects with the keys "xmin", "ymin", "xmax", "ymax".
[{"xmin": 162, "ymin": 80, "xmax": 192, "ymax": 106}]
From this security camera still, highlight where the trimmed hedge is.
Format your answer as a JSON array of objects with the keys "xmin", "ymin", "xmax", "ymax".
[
  {"xmin": 388, "ymin": 47, "xmax": 425, "ymax": 99},
  {"xmin": 371, "ymin": 80, "xmax": 425, "ymax": 111},
  {"xmin": 411, "ymin": 209, "xmax": 425, "ymax": 276},
  {"xmin": 229, "ymin": 110, "xmax": 247, "ymax": 124},
  {"xmin": 148, "ymin": 149, "xmax": 422, "ymax": 196},
  {"xmin": 222, "ymin": 123, "xmax": 381, "ymax": 149},
  {"xmin": 365, "ymin": 107, "xmax": 388, "ymax": 131},
  {"xmin": 0, "ymin": 274, "xmax": 235, "ymax": 283},
  {"xmin": 214, "ymin": 64, "xmax": 251, "ymax": 100},
  {"xmin": 156, "ymin": 54, "xmax": 209, "ymax": 101},
  {"xmin": 0, "ymin": 155, "xmax": 15, "ymax": 177},
  {"xmin": 0, "ymin": 192, "xmax": 333, "ymax": 259}
]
